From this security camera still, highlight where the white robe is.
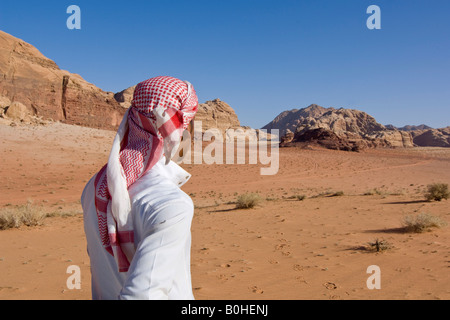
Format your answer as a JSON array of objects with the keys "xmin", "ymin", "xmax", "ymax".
[{"xmin": 81, "ymin": 158, "xmax": 195, "ymax": 300}]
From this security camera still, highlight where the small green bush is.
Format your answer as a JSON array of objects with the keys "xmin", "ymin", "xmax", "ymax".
[{"xmin": 424, "ymin": 183, "xmax": 449, "ymax": 201}]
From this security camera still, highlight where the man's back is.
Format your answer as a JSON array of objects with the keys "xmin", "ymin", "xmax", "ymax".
[{"xmin": 81, "ymin": 159, "xmax": 194, "ymax": 300}]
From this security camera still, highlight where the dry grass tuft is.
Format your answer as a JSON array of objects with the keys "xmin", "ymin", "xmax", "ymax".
[
  {"xmin": 0, "ymin": 201, "xmax": 46, "ymax": 230},
  {"xmin": 236, "ymin": 193, "xmax": 262, "ymax": 209},
  {"xmin": 402, "ymin": 213, "xmax": 447, "ymax": 233}
]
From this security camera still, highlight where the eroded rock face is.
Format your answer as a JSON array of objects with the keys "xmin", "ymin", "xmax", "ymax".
[
  {"xmin": 387, "ymin": 124, "xmax": 450, "ymax": 148},
  {"xmin": 410, "ymin": 127, "xmax": 450, "ymax": 148},
  {"xmin": 282, "ymin": 127, "xmax": 365, "ymax": 152},
  {"xmin": 265, "ymin": 104, "xmax": 415, "ymax": 149},
  {"xmin": 114, "ymin": 85, "xmax": 136, "ymax": 108},
  {"xmin": 192, "ymin": 99, "xmax": 241, "ymax": 135},
  {"xmin": 263, "ymin": 104, "xmax": 329, "ymax": 137},
  {"xmin": 280, "ymin": 127, "xmax": 392, "ymax": 152},
  {"xmin": 0, "ymin": 30, "xmax": 125, "ymax": 130}
]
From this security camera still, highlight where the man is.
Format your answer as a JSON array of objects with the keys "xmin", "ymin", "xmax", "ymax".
[{"xmin": 81, "ymin": 76, "xmax": 198, "ymax": 299}]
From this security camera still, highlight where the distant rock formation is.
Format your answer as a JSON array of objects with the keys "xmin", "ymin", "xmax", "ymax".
[
  {"xmin": 192, "ymin": 99, "xmax": 240, "ymax": 135},
  {"xmin": 281, "ymin": 127, "xmax": 369, "ymax": 152},
  {"xmin": 387, "ymin": 123, "xmax": 450, "ymax": 148},
  {"xmin": 0, "ymin": 30, "xmax": 125, "ymax": 130},
  {"xmin": 114, "ymin": 85, "xmax": 136, "ymax": 109},
  {"xmin": 265, "ymin": 104, "xmax": 415, "ymax": 150},
  {"xmin": 396, "ymin": 124, "xmax": 433, "ymax": 132},
  {"xmin": 263, "ymin": 104, "xmax": 329, "ymax": 137},
  {"xmin": 183, "ymin": 98, "xmax": 279, "ymax": 142},
  {"xmin": 409, "ymin": 127, "xmax": 450, "ymax": 148}
]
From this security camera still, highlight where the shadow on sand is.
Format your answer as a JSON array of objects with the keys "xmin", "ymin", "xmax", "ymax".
[
  {"xmin": 383, "ymin": 200, "xmax": 429, "ymax": 205},
  {"xmin": 363, "ymin": 227, "xmax": 408, "ymax": 234}
]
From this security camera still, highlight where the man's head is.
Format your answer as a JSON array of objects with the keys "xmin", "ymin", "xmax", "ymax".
[{"xmin": 129, "ymin": 76, "xmax": 198, "ymax": 164}]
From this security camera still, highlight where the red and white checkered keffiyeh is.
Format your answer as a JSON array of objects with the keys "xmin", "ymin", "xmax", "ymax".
[{"xmin": 94, "ymin": 76, "xmax": 198, "ymax": 272}]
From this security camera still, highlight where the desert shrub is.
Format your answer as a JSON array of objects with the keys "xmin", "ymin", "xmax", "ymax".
[
  {"xmin": 236, "ymin": 193, "xmax": 262, "ymax": 209},
  {"xmin": 0, "ymin": 202, "xmax": 46, "ymax": 230},
  {"xmin": 364, "ymin": 189, "xmax": 383, "ymax": 196},
  {"xmin": 424, "ymin": 183, "xmax": 449, "ymax": 201},
  {"xmin": 0, "ymin": 210, "xmax": 22, "ymax": 230},
  {"xmin": 367, "ymin": 238, "xmax": 392, "ymax": 252},
  {"xmin": 402, "ymin": 213, "xmax": 447, "ymax": 233}
]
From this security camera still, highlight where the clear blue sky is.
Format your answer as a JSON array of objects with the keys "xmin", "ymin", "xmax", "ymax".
[{"xmin": 0, "ymin": 0, "xmax": 449, "ymax": 129}]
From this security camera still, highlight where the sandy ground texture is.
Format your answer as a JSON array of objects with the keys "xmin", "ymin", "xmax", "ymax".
[{"xmin": 0, "ymin": 119, "xmax": 449, "ymax": 300}]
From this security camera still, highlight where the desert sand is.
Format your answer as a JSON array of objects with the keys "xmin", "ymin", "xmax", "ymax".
[{"xmin": 0, "ymin": 119, "xmax": 449, "ymax": 300}]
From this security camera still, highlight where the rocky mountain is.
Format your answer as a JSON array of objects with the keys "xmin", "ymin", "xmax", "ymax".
[
  {"xmin": 397, "ymin": 124, "xmax": 432, "ymax": 132},
  {"xmin": 265, "ymin": 104, "xmax": 415, "ymax": 150},
  {"xmin": 0, "ymin": 30, "xmax": 126, "ymax": 130},
  {"xmin": 114, "ymin": 85, "xmax": 136, "ymax": 109},
  {"xmin": 193, "ymin": 99, "xmax": 241, "ymax": 135},
  {"xmin": 386, "ymin": 124, "xmax": 433, "ymax": 131},
  {"xmin": 263, "ymin": 104, "xmax": 330, "ymax": 137},
  {"xmin": 409, "ymin": 127, "xmax": 450, "ymax": 148}
]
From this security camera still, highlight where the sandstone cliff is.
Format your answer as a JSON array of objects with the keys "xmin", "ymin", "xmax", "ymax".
[
  {"xmin": 0, "ymin": 30, "xmax": 125, "ymax": 130},
  {"xmin": 387, "ymin": 124, "xmax": 450, "ymax": 148},
  {"xmin": 193, "ymin": 99, "xmax": 240, "ymax": 134},
  {"xmin": 263, "ymin": 104, "xmax": 329, "ymax": 137}
]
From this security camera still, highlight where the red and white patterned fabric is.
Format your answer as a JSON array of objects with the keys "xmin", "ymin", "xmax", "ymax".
[{"xmin": 94, "ymin": 76, "xmax": 198, "ymax": 272}]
